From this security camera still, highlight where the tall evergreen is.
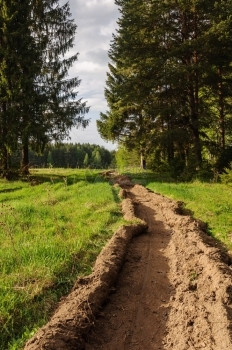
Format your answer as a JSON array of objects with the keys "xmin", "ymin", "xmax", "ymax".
[
  {"xmin": 0, "ymin": 0, "xmax": 88, "ymax": 175},
  {"xmin": 98, "ymin": 0, "xmax": 232, "ymax": 174},
  {"xmin": 0, "ymin": 0, "xmax": 37, "ymax": 172},
  {"xmin": 20, "ymin": 0, "xmax": 89, "ymax": 174},
  {"xmin": 98, "ymin": 0, "xmax": 160, "ymax": 168}
]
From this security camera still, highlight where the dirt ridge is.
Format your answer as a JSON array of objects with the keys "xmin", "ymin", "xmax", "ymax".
[
  {"xmin": 24, "ymin": 193, "xmax": 147, "ymax": 350},
  {"xmin": 25, "ymin": 175, "xmax": 232, "ymax": 350},
  {"xmin": 84, "ymin": 177, "xmax": 232, "ymax": 350}
]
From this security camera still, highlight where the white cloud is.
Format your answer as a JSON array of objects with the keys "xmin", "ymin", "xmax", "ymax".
[
  {"xmin": 77, "ymin": 61, "xmax": 104, "ymax": 73},
  {"xmin": 68, "ymin": 118, "xmax": 116, "ymax": 151},
  {"xmin": 65, "ymin": 0, "xmax": 119, "ymax": 149}
]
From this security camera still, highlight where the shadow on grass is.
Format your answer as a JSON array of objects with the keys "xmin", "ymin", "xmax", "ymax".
[
  {"xmin": 0, "ymin": 186, "xmax": 22, "ymax": 194},
  {"xmin": 111, "ymin": 185, "xmax": 121, "ymax": 204},
  {"xmin": 24, "ymin": 170, "xmax": 104, "ymax": 186}
]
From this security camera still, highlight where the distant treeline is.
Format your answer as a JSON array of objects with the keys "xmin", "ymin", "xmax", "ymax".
[{"xmin": 11, "ymin": 143, "xmax": 115, "ymax": 169}]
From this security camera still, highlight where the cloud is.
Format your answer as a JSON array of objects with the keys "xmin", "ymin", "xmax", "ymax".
[
  {"xmin": 65, "ymin": 0, "xmax": 119, "ymax": 149},
  {"xmin": 68, "ymin": 118, "xmax": 116, "ymax": 151}
]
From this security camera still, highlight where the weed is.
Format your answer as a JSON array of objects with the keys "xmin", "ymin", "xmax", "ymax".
[{"xmin": 189, "ymin": 270, "xmax": 198, "ymax": 281}]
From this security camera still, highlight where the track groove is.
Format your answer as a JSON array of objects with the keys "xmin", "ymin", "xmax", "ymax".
[{"xmin": 84, "ymin": 178, "xmax": 232, "ymax": 350}]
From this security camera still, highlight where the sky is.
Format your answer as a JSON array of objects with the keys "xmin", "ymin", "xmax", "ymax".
[{"xmin": 66, "ymin": 0, "xmax": 119, "ymax": 150}]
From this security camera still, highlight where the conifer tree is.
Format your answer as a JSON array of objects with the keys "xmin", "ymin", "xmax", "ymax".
[
  {"xmin": 20, "ymin": 0, "xmax": 89, "ymax": 174},
  {"xmin": 0, "ymin": 0, "xmax": 88, "ymax": 175},
  {"xmin": 0, "ymin": 0, "xmax": 40, "ymax": 173},
  {"xmin": 98, "ymin": 0, "xmax": 232, "ymax": 174}
]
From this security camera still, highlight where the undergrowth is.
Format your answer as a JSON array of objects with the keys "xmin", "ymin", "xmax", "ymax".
[{"xmin": 0, "ymin": 169, "xmax": 125, "ymax": 350}]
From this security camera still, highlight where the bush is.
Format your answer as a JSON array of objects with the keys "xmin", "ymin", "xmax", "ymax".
[{"xmin": 220, "ymin": 163, "xmax": 232, "ymax": 184}]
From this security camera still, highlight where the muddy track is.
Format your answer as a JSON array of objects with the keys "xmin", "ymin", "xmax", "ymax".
[
  {"xmin": 84, "ymin": 176, "xmax": 232, "ymax": 350},
  {"xmin": 25, "ymin": 175, "xmax": 232, "ymax": 350}
]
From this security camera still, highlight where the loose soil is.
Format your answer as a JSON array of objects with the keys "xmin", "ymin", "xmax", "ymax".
[{"xmin": 25, "ymin": 175, "xmax": 232, "ymax": 350}]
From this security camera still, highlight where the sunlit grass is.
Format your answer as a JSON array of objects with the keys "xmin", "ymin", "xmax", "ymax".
[
  {"xmin": 0, "ymin": 169, "xmax": 124, "ymax": 349},
  {"xmin": 126, "ymin": 170, "xmax": 232, "ymax": 251},
  {"xmin": 147, "ymin": 180, "xmax": 232, "ymax": 244}
]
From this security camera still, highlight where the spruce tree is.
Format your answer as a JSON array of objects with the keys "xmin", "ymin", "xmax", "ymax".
[
  {"xmin": 20, "ymin": 0, "xmax": 89, "ymax": 174},
  {"xmin": 98, "ymin": 0, "xmax": 160, "ymax": 169},
  {"xmin": 0, "ymin": 0, "xmax": 38, "ymax": 173},
  {"xmin": 98, "ymin": 0, "xmax": 232, "ymax": 174},
  {"xmin": 0, "ymin": 0, "xmax": 88, "ymax": 175}
]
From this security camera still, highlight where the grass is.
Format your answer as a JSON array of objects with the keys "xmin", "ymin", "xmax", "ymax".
[
  {"xmin": 0, "ymin": 169, "xmax": 125, "ymax": 350},
  {"xmin": 124, "ymin": 169, "xmax": 232, "ymax": 251}
]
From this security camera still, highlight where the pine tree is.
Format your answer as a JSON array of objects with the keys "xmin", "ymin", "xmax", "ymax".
[
  {"xmin": 20, "ymin": 0, "xmax": 89, "ymax": 174},
  {"xmin": 0, "ymin": 0, "xmax": 38, "ymax": 173},
  {"xmin": 98, "ymin": 0, "xmax": 232, "ymax": 174},
  {"xmin": 98, "ymin": 0, "xmax": 161, "ymax": 169},
  {"xmin": 0, "ymin": 0, "xmax": 89, "ymax": 175}
]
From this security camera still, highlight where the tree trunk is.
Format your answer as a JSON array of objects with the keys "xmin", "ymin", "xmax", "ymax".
[
  {"xmin": 167, "ymin": 116, "xmax": 174, "ymax": 164},
  {"xmin": 2, "ymin": 145, "xmax": 9, "ymax": 174},
  {"xmin": 182, "ymin": 8, "xmax": 202, "ymax": 169},
  {"xmin": 0, "ymin": 102, "xmax": 9, "ymax": 175},
  {"xmin": 218, "ymin": 66, "xmax": 225, "ymax": 150},
  {"xmin": 140, "ymin": 152, "xmax": 146, "ymax": 169},
  {"xmin": 21, "ymin": 139, "xmax": 30, "ymax": 175}
]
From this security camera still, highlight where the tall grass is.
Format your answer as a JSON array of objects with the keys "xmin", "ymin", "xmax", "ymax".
[
  {"xmin": 0, "ymin": 169, "xmax": 124, "ymax": 349},
  {"xmin": 126, "ymin": 170, "xmax": 232, "ymax": 251}
]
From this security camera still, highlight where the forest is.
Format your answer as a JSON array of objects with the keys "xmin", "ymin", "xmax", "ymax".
[
  {"xmin": 1, "ymin": 1, "xmax": 232, "ymax": 180},
  {"xmin": 10, "ymin": 143, "xmax": 114, "ymax": 169},
  {"xmin": 98, "ymin": 0, "xmax": 232, "ymax": 179}
]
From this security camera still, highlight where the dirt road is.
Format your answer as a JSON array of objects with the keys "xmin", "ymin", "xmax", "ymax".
[{"xmin": 84, "ymin": 177, "xmax": 232, "ymax": 350}]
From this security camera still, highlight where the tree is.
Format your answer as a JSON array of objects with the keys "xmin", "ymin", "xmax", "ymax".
[
  {"xmin": 202, "ymin": 1, "xmax": 232, "ymax": 155},
  {"xmin": 20, "ymin": 0, "xmax": 89, "ymax": 174},
  {"xmin": 0, "ymin": 0, "xmax": 39, "ymax": 173},
  {"xmin": 98, "ymin": 0, "xmax": 162, "ymax": 169},
  {"xmin": 0, "ymin": 0, "xmax": 89, "ymax": 175},
  {"xmin": 83, "ymin": 153, "xmax": 89, "ymax": 168},
  {"xmin": 98, "ymin": 0, "xmax": 232, "ymax": 176},
  {"xmin": 115, "ymin": 145, "xmax": 140, "ymax": 169},
  {"xmin": 92, "ymin": 149, "xmax": 102, "ymax": 168}
]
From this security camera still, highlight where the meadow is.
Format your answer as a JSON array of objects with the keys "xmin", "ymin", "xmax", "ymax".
[
  {"xmin": 0, "ymin": 169, "xmax": 125, "ymax": 350},
  {"xmin": 2, "ymin": 168, "xmax": 232, "ymax": 349}
]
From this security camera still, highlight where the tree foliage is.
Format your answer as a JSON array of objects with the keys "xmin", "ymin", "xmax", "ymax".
[
  {"xmin": 98, "ymin": 0, "xmax": 232, "ymax": 177},
  {"xmin": 0, "ymin": 0, "xmax": 88, "ymax": 176},
  {"xmin": 14, "ymin": 143, "xmax": 114, "ymax": 169}
]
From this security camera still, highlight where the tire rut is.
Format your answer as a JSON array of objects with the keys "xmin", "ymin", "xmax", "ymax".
[
  {"xmin": 84, "ymin": 179, "xmax": 232, "ymax": 350},
  {"xmin": 84, "ymin": 185, "xmax": 174, "ymax": 350}
]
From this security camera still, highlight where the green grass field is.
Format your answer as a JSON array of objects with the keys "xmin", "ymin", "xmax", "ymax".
[
  {"xmin": 2, "ymin": 167, "xmax": 232, "ymax": 349},
  {"xmin": 127, "ymin": 170, "xmax": 232, "ymax": 251},
  {"xmin": 0, "ymin": 169, "xmax": 125, "ymax": 350}
]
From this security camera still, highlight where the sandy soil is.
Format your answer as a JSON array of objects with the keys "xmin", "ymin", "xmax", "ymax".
[
  {"xmin": 84, "ymin": 176, "xmax": 232, "ymax": 350},
  {"xmin": 25, "ymin": 175, "xmax": 232, "ymax": 350}
]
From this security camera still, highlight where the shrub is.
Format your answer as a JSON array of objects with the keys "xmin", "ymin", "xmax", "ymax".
[{"xmin": 220, "ymin": 163, "xmax": 232, "ymax": 184}]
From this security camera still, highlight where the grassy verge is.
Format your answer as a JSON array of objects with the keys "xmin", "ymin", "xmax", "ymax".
[
  {"xmin": 0, "ymin": 169, "xmax": 125, "ymax": 350},
  {"xmin": 125, "ymin": 170, "xmax": 232, "ymax": 251}
]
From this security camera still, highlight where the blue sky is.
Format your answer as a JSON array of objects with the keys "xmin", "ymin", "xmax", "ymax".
[{"xmin": 67, "ymin": 0, "xmax": 119, "ymax": 150}]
